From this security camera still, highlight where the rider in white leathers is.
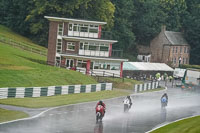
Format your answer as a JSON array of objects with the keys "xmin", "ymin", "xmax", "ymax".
[{"xmin": 123, "ymin": 95, "xmax": 133, "ymax": 109}]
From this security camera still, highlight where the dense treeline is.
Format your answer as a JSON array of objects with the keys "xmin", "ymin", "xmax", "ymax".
[{"xmin": 0, "ymin": 0, "xmax": 200, "ymax": 64}]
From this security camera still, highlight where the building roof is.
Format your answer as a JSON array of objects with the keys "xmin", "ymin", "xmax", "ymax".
[
  {"xmin": 123, "ymin": 62, "xmax": 174, "ymax": 71},
  {"xmin": 165, "ymin": 31, "xmax": 188, "ymax": 45},
  {"xmin": 44, "ymin": 16, "xmax": 107, "ymax": 25},
  {"xmin": 62, "ymin": 36, "xmax": 117, "ymax": 43}
]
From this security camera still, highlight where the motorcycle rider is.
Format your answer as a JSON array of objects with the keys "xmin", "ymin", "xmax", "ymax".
[
  {"xmin": 96, "ymin": 100, "xmax": 106, "ymax": 116},
  {"xmin": 161, "ymin": 93, "xmax": 168, "ymax": 107},
  {"xmin": 123, "ymin": 95, "xmax": 132, "ymax": 109}
]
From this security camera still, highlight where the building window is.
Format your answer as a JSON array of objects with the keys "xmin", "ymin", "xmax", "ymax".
[
  {"xmin": 187, "ymin": 47, "xmax": 189, "ymax": 53},
  {"xmin": 89, "ymin": 25, "xmax": 98, "ymax": 33},
  {"xmin": 80, "ymin": 42, "xmax": 83, "ymax": 50},
  {"xmin": 67, "ymin": 42, "xmax": 75, "ymax": 51},
  {"xmin": 174, "ymin": 57, "xmax": 176, "ymax": 64},
  {"xmin": 73, "ymin": 24, "xmax": 78, "ymax": 31},
  {"xmin": 56, "ymin": 39, "xmax": 62, "ymax": 53},
  {"xmin": 69, "ymin": 24, "xmax": 72, "ymax": 31},
  {"xmin": 58, "ymin": 24, "xmax": 63, "ymax": 35},
  {"xmin": 100, "ymin": 46, "xmax": 109, "ymax": 51},
  {"xmin": 55, "ymin": 56, "xmax": 61, "ymax": 66},
  {"xmin": 173, "ymin": 47, "xmax": 175, "ymax": 53},
  {"xmin": 80, "ymin": 24, "xmax": 88, "ymax": 32},
  {"xmin": 180, "ymin": 47, "xmax": 182, "ymax": 53},
  {"xmin": 183, "ymin": 58, "xmax": 185, "ymax": 64},
  {"xmin": 184, "ymin": 47, "xmax": 186, "ymax": 53},
  {"xmin": 176, "ymin": 47, "xmax": 178, "ymax": 53},
  {"xmin": 89, "ymin": 44, "xmax": 97, "ymax": 51},
  {"xmin": 84, "ymin": 43, "xmax": 89, "ymax": 50}
]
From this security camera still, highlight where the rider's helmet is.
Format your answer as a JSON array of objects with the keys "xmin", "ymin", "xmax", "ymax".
[
  {"xmin": 99, "ymin": 100, "xmax": 103, "ymax": 105},
  {"xmin": 127, "ymin": 95, "xmax": 130, "ymax": 99}
]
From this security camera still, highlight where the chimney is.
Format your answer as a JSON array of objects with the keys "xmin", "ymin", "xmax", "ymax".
[{"xmin": 161, "ymin": 25, "xmax": 166, "ymax": 32}]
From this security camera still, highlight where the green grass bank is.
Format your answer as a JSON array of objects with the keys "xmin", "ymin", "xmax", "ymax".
[
  {"xmin": 0, "ymin": 43, "xmax": 97, "ymax": 87},
  {"xmin": 151, "ymin": 115, "xmax": 200, "ymax": 133},
  {"xmin": 0, "ymin": 108, "xmax": 28, "ymax": 123}
]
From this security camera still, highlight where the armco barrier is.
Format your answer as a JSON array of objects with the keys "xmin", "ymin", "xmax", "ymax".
[
  {"xmin": 134, "ymin": 82, "xmax": 159, "ymax": 93},
  {"xmin": 0, "ymin": 83, "xmax": 112, "ymax": 99}
]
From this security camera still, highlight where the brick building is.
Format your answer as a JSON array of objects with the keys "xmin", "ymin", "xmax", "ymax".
[
  {"xmin": 44, "ymin": 16, "xmax": 128, "ymax": 77},
  {"xmin": 150, "ymin": 26, "xmax": 190, "ymax": 67}
]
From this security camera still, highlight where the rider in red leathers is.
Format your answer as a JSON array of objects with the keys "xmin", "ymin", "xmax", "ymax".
[{"xmin": 96, "ymin": 100, "xmax": 106, "ymax": 116}]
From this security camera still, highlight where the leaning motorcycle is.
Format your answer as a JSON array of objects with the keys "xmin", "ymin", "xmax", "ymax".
[
  {"xmin": 123, "ymin": 99, "xmax": 131, "ymax": 112},
  {"xmin": 96, "ymin": 105, "xmax": 104, "ymax": 122},
  {"xmin": 161, "ymin": 97, "xmax": 168, "ymax": 108}
]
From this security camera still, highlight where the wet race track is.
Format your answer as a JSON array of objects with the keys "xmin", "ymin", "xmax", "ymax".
[{"xmin": 0, "ymin": 84, "xmax": 200, "ymax": 133}]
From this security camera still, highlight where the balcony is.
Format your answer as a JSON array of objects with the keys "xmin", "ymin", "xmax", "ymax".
[
  {"xmin": 67, "ymin": 30, "xmax": 115, "ymax": 40},
  {"xmin": 79, "ymin": 50, "xmax": 109, "ymax": 57},
  {"xmin": 61, "ymin": 49, "xmax": 123, "ymax": 59}
]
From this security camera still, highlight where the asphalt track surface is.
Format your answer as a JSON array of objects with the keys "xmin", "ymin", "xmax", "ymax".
[{"xmin": 0, "ymin": 84, "xmax": 200, "ymax": 133}]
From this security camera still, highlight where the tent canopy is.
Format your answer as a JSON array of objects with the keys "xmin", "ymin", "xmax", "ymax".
[{"xmin": 123, "ymin": 62, "xmax": 173, "ymax": 71}]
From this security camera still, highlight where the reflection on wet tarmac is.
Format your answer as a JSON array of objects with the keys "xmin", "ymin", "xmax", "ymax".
[{"xmin": 94, "ymin": 122, "xmax": 103, "ymax": 133}]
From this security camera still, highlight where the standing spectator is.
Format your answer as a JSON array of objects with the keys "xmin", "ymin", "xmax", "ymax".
[
  {"xmin": 164, "ymin": 73, "xmax": 168, "ymax": 81},
  {"xmin": 169, "ymin": 76, "xmax": 173, "ymax": 82}
]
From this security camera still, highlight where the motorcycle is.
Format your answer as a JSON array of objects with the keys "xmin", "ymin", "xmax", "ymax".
[
  {"xmin": 96, "ymin": 105, "xmax": 104, "ymax": 122},
  {"xmin": 123, "ymin": 99, "xmax": 131, "ymax": 112},
  {"xmin": 161, "ymin": 97, "xmax": 168, "ymax": 108}
]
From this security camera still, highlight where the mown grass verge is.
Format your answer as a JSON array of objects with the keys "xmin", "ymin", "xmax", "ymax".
[
  {"xmin": 0, "ymin": 108, "xmax": 29, "ymax": 123},
  {"xmin": 0, "ymin": 90, "xmax": 130, "ymax": 108},
  {"xmin": 151, "ymin": 115, "xmax": 200, "ymax": 133},
  {"xmin": 96, "ymin": 77, "xmax": 143, "ymax": 90},
  {"xmin": 0, "ymin": 44, "xmax": 97, "ymax": 87}
]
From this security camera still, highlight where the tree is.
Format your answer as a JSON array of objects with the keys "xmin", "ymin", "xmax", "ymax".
[
  {"xmin": 111, "ymin": 0, "xmax": 135, "ymax": 54},
  {"xmin": 158, "ymin": 0, "xmax": 187, "ymax": 31},
  {"xmin": 132, "ymin": 0, "xmax": 167, "ymax": 45},
  {"xmin": 0, "ymin": 0, "xmax": 31, "ymax": 35},
  {"xmin": 182, "ymin": 0, "xmax": 200, "ymax": 64}
]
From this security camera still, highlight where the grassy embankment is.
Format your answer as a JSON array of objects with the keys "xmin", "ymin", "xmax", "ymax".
[
  {"xmin": 151, "ymin": 115, "xmax": 200, "ymax": 133},
  {"xmin": 0, "ymin": 43, "xmax": 98, "ymax": 87}
]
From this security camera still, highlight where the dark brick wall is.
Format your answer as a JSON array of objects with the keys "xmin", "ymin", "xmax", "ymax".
[
  {"xmin": 62, "ymin": 40, "xmax": 79, "ymax": 54},
  {"xmin": 63, "ymin": 22, "xmax": 68, "ymax": 36},
  {"xmin": 150, "ymin": 29, "xmax": 170, "ymax": 63},
  {"xmin": 47, "ymin": 21, "xmax": 59, "ymax": 65}
]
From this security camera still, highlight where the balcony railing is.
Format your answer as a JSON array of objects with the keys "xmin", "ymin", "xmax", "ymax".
[
  {"xmin": 67, "ymin": 30, "xmax": 115, "ymax": 40},
  {"xmin": 61, "ymin": 49, "xmax": 123, "ymax": 58}
]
